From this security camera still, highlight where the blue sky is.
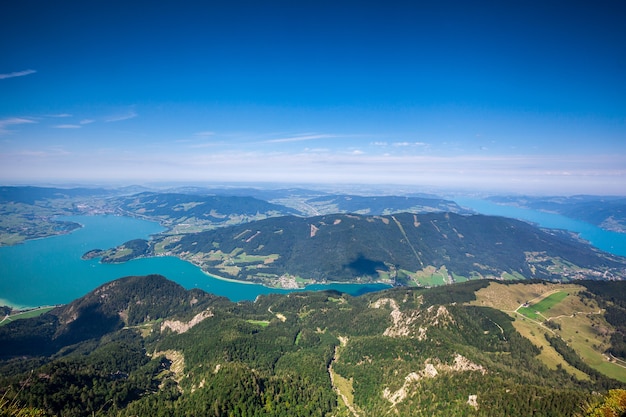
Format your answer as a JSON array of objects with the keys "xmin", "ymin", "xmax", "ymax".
[{"xmin": 1, "ymin": 1, "xmax": 625, "ymax": 194}]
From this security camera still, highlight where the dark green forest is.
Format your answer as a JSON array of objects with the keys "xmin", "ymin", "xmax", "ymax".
[
  {"xmin": 115, "ymin": 212, "xmax": 626, "ymax": 286},
  {"xmin": 1, "ymin": 275, "xmax": 625, "ymax": 416}
]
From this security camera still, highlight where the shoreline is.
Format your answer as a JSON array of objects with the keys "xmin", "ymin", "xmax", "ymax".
[
  {"xmin": 0, "ymin": 298, "xmax": 30, "ymax": 310},
  {"xmin": 155, "ymin": 251, "xmax": 394, "ymax": 291},
  {"xmin": 0, "ymin": 298, "xmax": 58, "ymax": 311},
  {"xmin": 198, "ymin": 267, "xmax": 393, "ymax": 291},
  {"xmin": 0, "ymin": 221, "xmax": 83, "ymax": 248},
  {"xmin": 200, "ymin": 270, "xmax": 260, "ymax": 286},
  {"xmin": 103, "ymin": 252, "xmax": 394, "ymax": 291}
]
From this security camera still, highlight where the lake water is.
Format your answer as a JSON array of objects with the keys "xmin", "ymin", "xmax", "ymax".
[
  {"xmin": 3, "ymin": 204, "xmax": 624, "ymax": 309},
  {"xmin": 455, "ymin": 198, "xmax": 626, "ymax": 257},
  {"xmin": 0, "ymin": 215, "xmax": 389, "ymax": 308}
]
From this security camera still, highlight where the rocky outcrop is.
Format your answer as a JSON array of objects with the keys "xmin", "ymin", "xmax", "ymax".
[{"xmin": 160, "ymin": 308, "xmax": 214, "ymax": 334}]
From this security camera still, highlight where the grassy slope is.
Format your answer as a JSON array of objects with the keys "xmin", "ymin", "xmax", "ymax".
[{"xmin": 470, "ymin": 282, "xmax": 626, "ymax": 383}]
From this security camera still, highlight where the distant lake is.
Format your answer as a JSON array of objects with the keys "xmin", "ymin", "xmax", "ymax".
[
  {"xmin": 3, "ymin": 202, "xmax": 624, "ymax": 309},
  {"xmin": 455, "ymin": 198, "xmax": 626, "ymax": 257},
  {"xmin": 0, "ymin": 215, "xmax": 389, "ymax": 308}
]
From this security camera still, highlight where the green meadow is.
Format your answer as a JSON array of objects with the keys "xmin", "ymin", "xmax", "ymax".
[
  {"xmin": 518, "ymin": 291, "xmax": 569, "ymax": 321},
  {"xmin": 0, "ymin": 306, "xmax": 55, "ymax": 327}
]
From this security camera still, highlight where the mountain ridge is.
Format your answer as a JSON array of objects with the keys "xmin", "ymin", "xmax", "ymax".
[
  {"xmin": 1, "ymin": 274, "xmax": 624, "ymax": 416},
  {"xmin": 94, "ymin": 212, "xmax": 626, "ymax": 288},
  {"xmin": 0, "ymin": 275, "xmax": 228, "ymax": 358}
]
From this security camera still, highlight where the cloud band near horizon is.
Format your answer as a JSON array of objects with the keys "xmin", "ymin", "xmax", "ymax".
[{"xmin": 1, "ymin": 146, "xmax": 623, "ymax": 195}]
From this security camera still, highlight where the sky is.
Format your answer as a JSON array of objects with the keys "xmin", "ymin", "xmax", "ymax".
[{"xmin": 1, "ymin": 0, "xmax": 625, "ymax": 195}]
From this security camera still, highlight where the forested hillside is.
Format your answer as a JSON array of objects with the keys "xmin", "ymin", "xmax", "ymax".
[
  {"xmin": 113, "ymin": 192, "xmax": 297, "ymax": 233},
  {"xmin": 1, "ymin": 275, "xmax": 624, "ymax": 416},
  {"xmin": 96, "ymin": 212, "xmax": 626, "ymax": 288}
]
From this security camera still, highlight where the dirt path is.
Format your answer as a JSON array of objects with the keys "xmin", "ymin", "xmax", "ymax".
[
  {"xmin": 512, "ymin": 294, "xmax": 557, "ymax": 334},
  {"xmin": 607, "ymin": 353, "xmax": 626, "ymax": 369},
  {"xmin": 549, "ymin": 309, "xmax": 603, "ymax": 320},
  {"xmin": 487, "ymin": 317, "xmax": 505, "ymax": 337}
]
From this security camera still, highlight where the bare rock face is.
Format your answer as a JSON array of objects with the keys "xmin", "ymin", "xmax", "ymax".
[
  {"xmin": 160, "ymin": 308, "xmax": 214, "ymax": 334},
  {"xmin": 383, "ymin": 354, "xmax": 486, "ymax": 407},
  {"xmin": 371, "ymin": 297, "xmax": 455, "ymax": 340}
]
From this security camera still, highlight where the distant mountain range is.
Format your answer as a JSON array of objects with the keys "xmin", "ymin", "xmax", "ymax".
[
  {"xmin": 95, "ymin": 212, "xmax": 626, "ymax": 288},
  {"xmin": 113, "ymin": 191, "xmax": 298, "ymax": 233},
  {"xmin": 1, "ymin": 274, "xmax": 624, "ymax": 416},
  {"xmin": 113, "ymin": 189, "xmax": 470, "ymax": 220},
  {"xmin": 0, "ymin": 186, "xmax": 114, "ymax": 204},
  {"xmin": 290, "ymin": 193, "xmax": 471, "ymax": 216},
  {"xmin": 0, "ymin": 186, "xmax": 474, "ymax": 245}
]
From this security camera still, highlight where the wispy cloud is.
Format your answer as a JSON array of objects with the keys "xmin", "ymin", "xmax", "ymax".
[
  {"xmin": 304, "ymin": 147, "xmax": 330, "ymax": 153},
  {"xmin": 106, "ymin": 110, "xmax": 138, "ymax": 122},
  {"xmin": 371, "ymin": 141, "xmax": 427, "ymax": 148},
  {"xmin": 53, "ymin": 124, "xmax": 81, "ymax": 129},
  {"xmin": 188, "ymin": 142, "xmax": 222, "ymax": 149},
  {"xmin": 392, "ymin": 141, "xmax": 428, "ymax": 147},
  {"xmin": 0, "ymin": 69, "xmax": 37, "ymax": 80},
  {"xmin": 8, "ymin": 147, "xmax": 71, "ymax": 158},
  {"xmin": 80, "ymin": 119, "xmax": 95, "ymax": 125},
  {"xmin": 0, "ymin": 117, "xmax": 36, "ymax": 135},
  {"xmin": 264, "ymin": 133, "xmax": 334, "ymax": 144}
]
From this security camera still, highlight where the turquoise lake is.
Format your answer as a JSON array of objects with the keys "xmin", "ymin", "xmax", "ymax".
[
  {"xmin": 0, "ymin": 215, "xmax": 389, "ymax": 308},
  {"xmin": 455, "ymin": 198, "xmax": 626, "ymax": 257},
  {"xmin": 2, "ymin": 202, "xmax": 625, "ymax": 309}
]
